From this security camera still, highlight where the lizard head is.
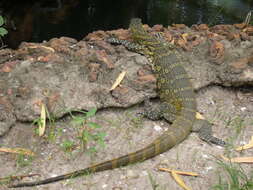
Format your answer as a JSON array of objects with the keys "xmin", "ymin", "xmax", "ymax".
[{"xmin": 129, "ymin": 18, "xmax": 172, "ymax": 58}]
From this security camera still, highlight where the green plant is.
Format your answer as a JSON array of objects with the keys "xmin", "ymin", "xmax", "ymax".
[
  {"xmin": 207, "ymin": 6, "xmax": 224, "ymax": 26},
  {"xmin": 148, "ymin": 172, "xmax": 167, "ymax": 190},
  {"xmin": 32, "ymin": 117, "xmax": 43, "ymax": 135},
  {"xmin": 60, "ymin": 140, "xmax": 75, "ymax": 152},
  {"xmin": 148, "ymin": 172, "xmax": 159, "ymax": 190},
  {"xmin": 212, "ymin": 160, "xmax": 253, "ymax": 190},
  {"xmin": 32, "ymin": 106, "xmax": 57, "ymax": 141},
  {"xmin": 0, "ymin": 175, "xmax": 11, "ymax": 186},
  {"xmin": 70, "ymin": 108, "xmax": 106, "ymax": 153},
  {"xmin": 0, "ymin": 16, "xmax": 7, "ymax": 37},
  {"xmin": 225, "ymin": 116, "xmax": 245, "ymax": 151},
  {"xmin": 16, "ymin": 154, "xmax": 34, "ymax": 168},
  {"xmin": 244, "ymin": 11, "xmax": 252, "ymax": 25},
  {"xmin": 47, "ymin": 113, "xmax": 57, "ymax": 141}
]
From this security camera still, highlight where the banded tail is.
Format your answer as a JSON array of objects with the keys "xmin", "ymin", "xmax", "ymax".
[{"xmin": 9, "ymin": 122, "xmax": 193, "ymax": 188}]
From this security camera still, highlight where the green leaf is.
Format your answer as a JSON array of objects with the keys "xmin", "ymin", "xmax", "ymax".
[
  {"xmin": 97, "ymin": 132, "xmax": 106, "ymax": 139},
  {"xmin": 0, "ymin": 16, "xmax": 4, "ymax": 26},
  {"xmin": 85, "ymin": 108, "xmax": 97, "ymax": 118},
  {"xmin": 82, "ymin": 130, "xmax": 91, "ymax": 141},
  {"xmin": 0, "ymin": 28, "xmax": 8, "ymax": 36},
  {"xmin": 98, "ymin": 138, "xmax": 106, "ymax": 147},
  {"xmin": 87, "ymin": 122, "xmax": 101, "ymax": 129},
  {"xmin": 88, "ymin": 146, "xmax": 97, "ymax": 153}
]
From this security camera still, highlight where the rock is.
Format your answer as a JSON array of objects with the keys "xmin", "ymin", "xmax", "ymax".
[
  {"xmin": 0, "ymin": 97, "xmax": 16, "ymax": 136},
  {"xmin": 0, "ymin": 22, "xmax": 252, "ymax": 127}
]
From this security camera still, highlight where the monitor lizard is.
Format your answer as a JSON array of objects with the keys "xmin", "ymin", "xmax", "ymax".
[{"xmin": 9, "ymin": 18, "xmax": 225, "ymax": 188}]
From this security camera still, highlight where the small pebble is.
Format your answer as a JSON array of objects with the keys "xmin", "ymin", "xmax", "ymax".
[
  {"xmin": 240, "ymin": 107, "xmax": 246, "ymax": 111},
  {"xmin": 102, "ymin": 184, "xmax": 108, "ymax": 188},
  {"xmin": 154, "ymin": 125, "xmax": 162, "ymax": 131},
  {"xmin": 142, "ymin": 171, "xmax": 148, "ymax": 176},
  {"xmin": 205, "ymin": 166, "xmax": 213, "ymax": 171},
  {"xmin": 126, "ymin": 170, "xmax": 139, "ymax": 179}
]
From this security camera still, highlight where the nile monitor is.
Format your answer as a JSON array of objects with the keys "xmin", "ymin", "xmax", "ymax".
[{"xmin": 9, "ymin": 18, "xmax": 225, "ymax": 188}]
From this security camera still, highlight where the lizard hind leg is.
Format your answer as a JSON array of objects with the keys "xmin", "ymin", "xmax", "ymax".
[
  {"xmin": 139, "ymin": 99, "xmax": 177, "ymax": 123},
  {"xmin": 140, "ymin": 99, "xmax": 226, "ymax": 146},
  {"xmin": 192, "ymin": 119, "xmax": 226, "ymax": 146}
]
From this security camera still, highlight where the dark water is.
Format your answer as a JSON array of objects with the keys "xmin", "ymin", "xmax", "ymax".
[{"xmin": 0, "ymin": 0, "xmax": 252, "ymax": 48}]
